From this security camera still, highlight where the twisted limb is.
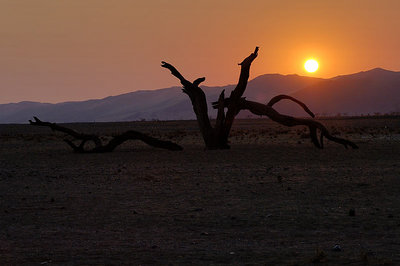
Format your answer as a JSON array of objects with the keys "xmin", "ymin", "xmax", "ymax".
[
  {"xmin": 240, "ymin": 100, "xmax": 358, "ymax": 149},
  {"xmin": 267, "ymin": 94, "xmax": 315, "ymax": 118}
]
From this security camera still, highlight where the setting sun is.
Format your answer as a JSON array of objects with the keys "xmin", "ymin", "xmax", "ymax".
[{"xmin": 304, "ymin": 59, "xmax": 319, "ymax": 73}]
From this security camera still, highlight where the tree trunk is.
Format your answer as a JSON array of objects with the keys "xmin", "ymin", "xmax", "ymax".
[
  {"xmin": 161, "ymin": 62, "xmax": 221, "ymax": 149},
  {"xmin": 161, "ymin": 47, "xmax": 259, "ymax": 149}
]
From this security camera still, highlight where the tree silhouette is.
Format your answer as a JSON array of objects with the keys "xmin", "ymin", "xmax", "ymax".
[{"xmin": 162, "ymin": 47, "xmax": 358, "ymax": 150}]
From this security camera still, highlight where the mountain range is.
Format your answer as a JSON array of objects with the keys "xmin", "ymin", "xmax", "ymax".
[{"xmin": 1, "ymin": 68, "xmax": 399, "ymax": 123}]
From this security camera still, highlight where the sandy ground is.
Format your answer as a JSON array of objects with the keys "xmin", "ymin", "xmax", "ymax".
[{"xmin": 1, "ymin": 117, "xmax": 400, "ymax": 265}]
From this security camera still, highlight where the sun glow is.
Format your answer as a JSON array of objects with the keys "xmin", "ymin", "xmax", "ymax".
[{"xmin": 304, "ymin": 59, "xmax": 319, "ymax": 73}]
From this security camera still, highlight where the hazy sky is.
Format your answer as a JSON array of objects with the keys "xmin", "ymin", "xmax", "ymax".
[{"xmin": 1, "ymin": 0, "xmax": 400, "ymax": 103}]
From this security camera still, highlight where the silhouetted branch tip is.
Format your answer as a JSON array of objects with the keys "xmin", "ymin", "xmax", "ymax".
[
  {"xmin": 254, "ymin": 46, "xmax": 259, "ymax": 54},
  {"xmin": 193, "ymin": 77, "xmax": 206, "ymax": 87},
  {"xmin": 239, "ymin": 47, "xmax": 259, "ymax": 65}
]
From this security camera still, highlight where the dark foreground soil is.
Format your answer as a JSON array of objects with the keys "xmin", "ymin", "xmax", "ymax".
[{"xmin": 1, "ymin": 118, "xmax": 400, "ymax": 265}]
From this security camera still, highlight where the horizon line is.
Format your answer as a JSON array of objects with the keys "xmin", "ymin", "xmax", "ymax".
[{"xmin": 1, "ymin": 67, "xmax": 398, "ymax": 105}]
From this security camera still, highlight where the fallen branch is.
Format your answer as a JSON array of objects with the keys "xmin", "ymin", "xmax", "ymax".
[{"xmin": 29, "ymin": 117, "xmax": 183, "ymax": 153}]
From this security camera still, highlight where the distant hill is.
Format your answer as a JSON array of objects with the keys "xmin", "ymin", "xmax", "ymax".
[
  {"xmin": 0, "ymin": 68, "xmax": 399, "ymax": 123},
  {"xmin": 276, "ymin": 68, "xmax": 400, "ymax": 116}
]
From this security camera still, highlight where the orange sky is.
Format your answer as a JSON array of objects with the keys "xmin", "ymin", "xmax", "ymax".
[{"xmin": 1, "ymin": 0, "xmax": 400, "ymax": 103}]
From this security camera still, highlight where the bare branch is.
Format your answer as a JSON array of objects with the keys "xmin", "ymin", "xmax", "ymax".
[
  {"xmin": 231, "ymin": 47, "xmax": 259, "ymax": 101},
  {"xmin": 161, "ymin": 61, "xmax": 189, "ymax": 86},
  {"xmin": 223, "ymin": 47, "xmax": 260, "ymax": 140},
  {"xmin": 267, "ymin": 94, "xmax": 315, "ymax": 118}
]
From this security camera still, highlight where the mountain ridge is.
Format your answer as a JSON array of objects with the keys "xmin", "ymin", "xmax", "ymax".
[{"xmin": 1, "ymin": 68, "xmax": 399, "ymax": 123}]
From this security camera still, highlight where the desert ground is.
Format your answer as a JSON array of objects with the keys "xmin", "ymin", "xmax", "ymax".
[{"xmin": 1, "ymin": 117, "xmax": 399, "ymax": 265}]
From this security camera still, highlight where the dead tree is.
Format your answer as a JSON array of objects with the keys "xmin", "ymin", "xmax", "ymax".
[
  {"xmin": 162, "ymin": 47, "xmax": 358, "ymax": 149},
  {"xmin": 29, "ymin": 117, "xmax": 183, "ymax": 153}
]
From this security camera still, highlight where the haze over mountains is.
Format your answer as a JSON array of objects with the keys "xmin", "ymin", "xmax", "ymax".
[{"xmin": 1, "ymin": 68, "xmax": 399, "ymax": 123}]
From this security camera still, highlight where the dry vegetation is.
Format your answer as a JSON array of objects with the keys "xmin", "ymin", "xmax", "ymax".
[{"xmin": 1, "ymin": 117, "xmax": 400, "ymax": 264}]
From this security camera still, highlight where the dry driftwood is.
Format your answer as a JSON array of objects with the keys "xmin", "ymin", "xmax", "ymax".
[
  {"xmin": 163, "ymin": 47, "xmax": 358, "ymax": 149},
  {"xmin": 29, "ymin": 117, "xmax": 183, "ymax": 153}
]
